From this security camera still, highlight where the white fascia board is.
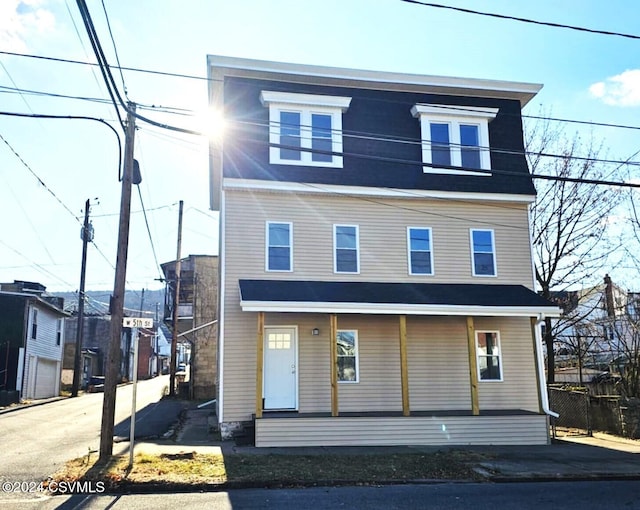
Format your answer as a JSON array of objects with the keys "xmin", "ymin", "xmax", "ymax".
[
  {"xmin": 207, "ymin": 55, "xmax": 543, "ymax": 107},
  {"xmin": 223, "ymin": 178, "xmax": 536, "ymax": 204},
  {"xmin": 240, "ymin": 300, "xmax": 561, "ymax": 317}
]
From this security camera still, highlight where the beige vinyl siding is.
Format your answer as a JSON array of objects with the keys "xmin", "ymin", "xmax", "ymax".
[
  {"xmin": 221, "ymin": 188, "xmax": 538, "ymax": 423},
  {"xmin": 333, "ymin": 315, "xmax": 403, "ymax": 413},
  {"xmin": 224, "ymin": 188, "xmax": 534, "ymax": 286},
  {"xmin": 255, "ymin": 414, "xmax": 549, "ymax": 447},
  {"xmin": 407, "ymin": 316, "xmax": 471, "ymax": 410},
  {"xmin": 474, "ymin": 317, "xmax": 540, "ymax": 412}
]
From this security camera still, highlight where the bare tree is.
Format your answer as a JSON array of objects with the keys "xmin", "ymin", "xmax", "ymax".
[
  {"xmin": 609, "ymin": 296, "xmax": 640, "ymax": 398},
  {"xmin": 526, "ymin": 116, "xmax": 622, "ymax": 382}
]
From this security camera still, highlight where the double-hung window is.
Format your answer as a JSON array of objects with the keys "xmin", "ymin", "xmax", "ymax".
[
  {"xmin": 334, "ymin": 225, "xmax": 359, "ymax": 274},
  {"xmin": 470, "ymin": 229, "xmax": 496, "ymax": 277},
  {"xmin": 266, "ymin": 221, "xmax": 292, "ymax": 272},
  {"xmin": 411, "ymin": 104, "xmax": 498, "ymax": 175},
  {"xmin": 31, "ymin": 309, "xmax": 38, "ymax": 339},
  {"xmin": 260, "ymin": 91, "xmax": 351, "ymax": 168},
  {"xmin": 476, "ymin": 331, "xmax": 503, "ymax": 381},
  {"xmin": 56, "ymin": 318, "xmax": 63, "ymax": 346},
  {"xmin": 336, "ymin": 330, "xmax": 359, "ymax": 383},
  {"xmin": 407, "ymin": 227, "xmax": 434, "ymax": 275}
]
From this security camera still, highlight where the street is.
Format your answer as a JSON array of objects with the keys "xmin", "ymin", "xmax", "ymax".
[
  {"xmin": 2, "ymin": 480, "xmax": 639, "ymax": 509},
  {"xmin": 0, "ymin": 375, "xmax": 184, "ymax": 505}
]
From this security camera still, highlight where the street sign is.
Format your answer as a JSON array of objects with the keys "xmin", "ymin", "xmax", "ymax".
[{"xmin": 123, "ymin": 317, "xmax": 154, "ymax": 328}]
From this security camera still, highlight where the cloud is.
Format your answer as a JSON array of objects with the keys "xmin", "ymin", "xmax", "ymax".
[
  {"xmin": 589, "ymin": 69, "xmax": 640, "ymax": 107},
  {"xmin": 0, "ymin": 0, "xmax": 55, "ymax": 52}
]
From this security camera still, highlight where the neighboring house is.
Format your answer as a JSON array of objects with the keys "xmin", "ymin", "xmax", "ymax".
[
  {"xmin": 208, "ymin": 56, "xmax": 560, "ymax": 447},
  {"xmin": 62, "ymin": 314, "xmax": 110, "ymax": 388},
  {"xmin": 0, "ymin": 281, "xmax": 67, "ymax": 401},
  {"xmin": 550, "ymin": 275, "xmax": 628, "ymax": 372},
  {"xmin": 162, "ymin": 255, "xmax": 219, "ymax": 399}
]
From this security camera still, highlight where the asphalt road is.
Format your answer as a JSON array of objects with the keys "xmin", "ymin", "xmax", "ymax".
[
  {"xmin": 0, "ymin": 375, "xmax": 187, "ymax": 505},
  {"xmin": 2, "ymin": 480, "xmax": 638, "ymax": 510}
]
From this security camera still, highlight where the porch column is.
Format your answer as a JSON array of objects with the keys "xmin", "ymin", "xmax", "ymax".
[
  {"xmin": 399, "ymin": 315, "xmax": 410, "ymax": 416},
  {"xmin": 330, "ymin": 313, "xmax": 338, "ymax": 417},
  {"xmin": 530, "ymin": 317, "xmax": 544, "ymax": 413},
  {"xmin": 466, "ymin": 316, "xmax": 480, "ymax": 415},
  {"xmin": 255, "ymin": 311, "xmax": 264, "ymax": 418}
]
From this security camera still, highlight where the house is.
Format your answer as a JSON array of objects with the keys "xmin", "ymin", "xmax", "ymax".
[
  {"xmin": 207, "ymin": 56, "xmax": 560, "ymax": 447},
  {"xmin": 0, "ymin": 281, "xmax": 67, "ymax": 401},
  {"xmin": 550, "ymin": 275, "xmax": 629, "ymax": 370},
  {"xmin": 62, "ymin": 314, "xmax": 110, "ymax": 388},
  {"xmin": 161, "ymin": 255, "xmax": 218, "ymax": 399}
]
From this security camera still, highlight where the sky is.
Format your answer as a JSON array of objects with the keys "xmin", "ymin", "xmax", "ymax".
[{"xmin": 1, "ymin": 0, "xmax": 640, "ymax": 294}]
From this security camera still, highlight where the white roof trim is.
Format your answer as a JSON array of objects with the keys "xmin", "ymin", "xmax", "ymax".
[
  {"xmin": 240, "ymin": 299, "xmax": 561, "ymax": 317},
  {"xmin": 223, "ymin": 177, "xmax": 536, "ymax": 204},
  {"xmin": 207, "ymin": 55, "xmax": 543, "ymax": 107}
]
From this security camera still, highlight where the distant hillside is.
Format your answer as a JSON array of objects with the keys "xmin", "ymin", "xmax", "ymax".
[{"xmin": 52, "ymin": 288, "xmax": 165, "ymax": 317}]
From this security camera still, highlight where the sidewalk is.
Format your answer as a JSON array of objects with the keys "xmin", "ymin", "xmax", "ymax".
[{"xmin": 128, "ymin": 407, "xmax": 640, "ymax": 483}]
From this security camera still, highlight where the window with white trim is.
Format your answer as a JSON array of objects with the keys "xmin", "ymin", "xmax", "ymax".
[
  {"xmin": 476, "ymin": 331, "xmax": 503, "ymax": 381},
  {"xmin": 260, "ymin": 91, "xmax": 351, "ymax": 168},
  {"xmin": 334, "ymin": 225, "xmax": 359, "ymax": 274},
  {"xmin": 470, "ymin": 229, "xmax": 496, "ymax": 277},
  {"xmin": 56, "ymin": 318, "xmax": 63, "ymax": 346},
  {"xmin": 31, "ymin": 309, "xmax": 38, "ymax": 339},
  {"xmin": 407, "ymin": 227, "xmax": 434, "ymax": 275},
  {"xmin": 411, "ymin": 104, "xmax": 498, "ymax": 175},
  {"xmin": 266, "ymin": 221, "xmax": 292, "ymax": 272},
  {"xmin": 337, "ymin": 330, "xmax": 359, "ymax": 382}
]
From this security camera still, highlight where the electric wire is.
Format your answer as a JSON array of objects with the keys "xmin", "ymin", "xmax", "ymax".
[
  {"xmin": 100, "ymin": 0, "xmax": 128, "ymax": 97},
  {"xmin": 4, "ymin": 49, "xmax": 640, "ymax": 141},
  {"xmin": 75, "ymin": 0, "xmax": 125, "ymax": 130},
  {"xmin": 400, "ymin": 0, "xmax": 640, "ymax": 40},
  {"xmin": 136, "ymin": 184, "xmax": 164, "ymax": 282}
]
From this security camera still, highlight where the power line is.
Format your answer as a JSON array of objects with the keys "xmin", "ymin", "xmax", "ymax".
[
  {"xmin": 0, "ymin": 50, "xmax": 212, "ymax": 83},
  {"xmin": 0, "ymin": 132, "xmax": 81, "ymax": 221},
  {"xmin": 0, "ymin": 111, "xmax": 122, "ymax": 178},
  {"xmin": 236, "ymin": 117, "xmax": 640, "ymax": 170},
  {"xmin": 5, "ymin": 49, "xmax": 640, "ymax": 143},
  {"xmin": 238, "ymin": 135, "xmax": 640, "ymax": 189},
  {"xmin": 400, "ymin": 0, "xmax": 640, "ymax": 40},
  {"xmin": 100, "ymin": 0, "xmax": 128, "ymax": 97},
  {"xmin": 136, "ymin": 184, "xmax": 163, "ymax": 281}
]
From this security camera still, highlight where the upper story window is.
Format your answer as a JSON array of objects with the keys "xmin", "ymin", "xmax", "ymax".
[
  {"xmin": 266, "ymin": 221, "xmax": 292, "ymax": 272},
  {"xmin": 334, "ymin": 224, "xmax": 359, "ymax": 274},
  {"xmin": 411, "ymin": 104, "xmax": 498, "ymax": 175},
  {"xmin": 260, "ymin": 91, "xmax": 351, "ymax": 168},
  {"xmin": 56, "ymin": 318, "xmax": 63, "ymax": 346},
  {"xmin": 31, "ymin": 309, "xmax": 38, "ymax": 339},
  {"xmin": 407, "ymin": 227, "xmax": 434, "ymax": 275},
  {"xmin": 470, "ymin": 229, "xmax": 497, "ymax": 277}
]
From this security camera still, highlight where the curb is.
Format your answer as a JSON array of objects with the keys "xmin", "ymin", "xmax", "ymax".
[{"xmin": 0, "ymin": 396, "xmax": 67, "ymax": 415}]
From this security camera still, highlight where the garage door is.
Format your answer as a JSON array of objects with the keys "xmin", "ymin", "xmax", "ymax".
[{"xmin": 34, "ymin": 358, "xmax": 58, "ymax": 399}]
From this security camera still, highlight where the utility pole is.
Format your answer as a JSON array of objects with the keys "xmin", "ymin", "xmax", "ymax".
[
  {"xmin": 71, "ymin": 198, "xmax": 93, "ymax": 397},
  {"xmin": 99, "ymin": 103, "xmax": 136, "ymax": 461},
  {"xmin": 169, "ymin": 200, "xmax": 184, "ymax": 397}
]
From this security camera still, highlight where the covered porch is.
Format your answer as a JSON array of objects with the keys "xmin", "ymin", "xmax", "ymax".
[{"xmin": 239, "ymin": 279, "xmax": 559, "ymax": 447}]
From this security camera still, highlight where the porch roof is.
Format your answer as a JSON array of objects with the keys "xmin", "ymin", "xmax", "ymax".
[{"xmin": 238, "ymin": 279, "xmax": 560, "ymax": 317}]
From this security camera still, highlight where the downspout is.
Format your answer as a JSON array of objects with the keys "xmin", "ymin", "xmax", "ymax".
[{"xmin": 534, "ymin": 313, "xmax": 559, "ymax": 418}]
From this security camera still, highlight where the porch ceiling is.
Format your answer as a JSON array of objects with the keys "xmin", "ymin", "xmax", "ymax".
[{"xmin": 238, "ymin": 279, "xmax": 560, "ymax": 317}]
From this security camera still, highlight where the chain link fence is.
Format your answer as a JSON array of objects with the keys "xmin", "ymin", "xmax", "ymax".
[{"xmin": 548, "ymin": 385, "xmax": 591, "ymax": 438}]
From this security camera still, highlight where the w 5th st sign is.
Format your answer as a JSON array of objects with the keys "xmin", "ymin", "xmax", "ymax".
[{"xmin": 122, "ymin": 317, "xmax": 154, "ymax": 328}]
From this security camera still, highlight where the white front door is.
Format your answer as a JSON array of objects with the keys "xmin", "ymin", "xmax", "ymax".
[{"xmin": 263, "ymin": 327, "xmax": 297, "ymax": 410}]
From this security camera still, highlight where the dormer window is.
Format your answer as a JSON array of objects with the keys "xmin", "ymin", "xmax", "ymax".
[
  {"xmin": 261, "ymin": 91, "xmax": 351, "ymax": 168},
  {"xmin": 411, "ymin": 104, "xmax": 498, "ymax": 175}
]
